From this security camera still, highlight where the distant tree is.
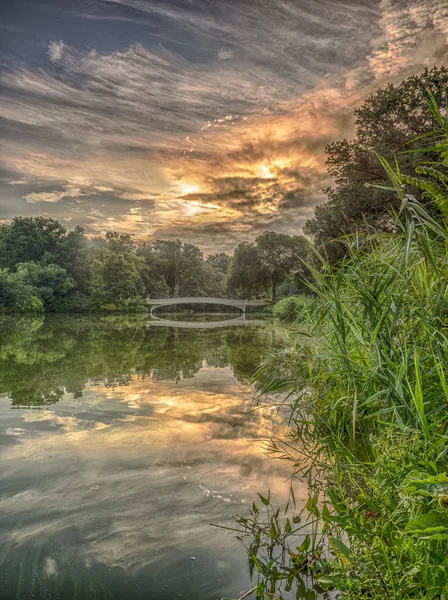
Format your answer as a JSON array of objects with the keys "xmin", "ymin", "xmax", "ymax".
[
  {"xmin": 0, "ymin": 217, "xmax": 91, "ymax": 298},
  {"xmin": 227, "ymin": 242, "xmax": 269, "ymax": 299},
  {"xmin": 143, "ymin": 240, "xmax": 205, "ymax": 297},
  {"xmin": 255, "ymin": 232, "xmax": 309, "ymax": 301},
  {"xmin": 204, "ymin": 252, "xmax": 231, "ymax": 296},
  {"xmin": 89, "ymin": 232, "xmax": 149, "ymax": 306},
  {"xmin": 105, "ymin": 231, "xmax": 135, "ymax": 253},
  {"xmin": 0, "ymin": 268, "xmax": 43, "ymax": 313},
  {"xmin": 0, "ymin": 217, "xmax": 68, "ymax": 268},
  {"xmin": 59, "ymin": 225, "xmax": 90, "ymax": 295},
  {"xmin": 14, "ymin": 262, "xmax": 74, "ymax": 310},
  {"xmin": 206, "ymin": 253, "xmax": 231, "ymax": 274},
  {"xmin": 305, "ymin": 66, "xmax": 448, "ymax": 259}
]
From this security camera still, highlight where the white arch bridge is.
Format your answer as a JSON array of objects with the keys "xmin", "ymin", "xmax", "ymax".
[{"xmin": 146, "ymin": 296, "xmax": 267, "ymax": 316}]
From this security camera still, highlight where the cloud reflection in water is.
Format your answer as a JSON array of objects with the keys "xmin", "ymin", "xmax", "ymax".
[{"xmin": 0, "ymin": 316, "xmax": 312, "ymax": 599}]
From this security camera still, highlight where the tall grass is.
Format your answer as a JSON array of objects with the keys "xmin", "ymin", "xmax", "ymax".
[{"xmin": 233, "ymin": 103, "xmax": 448, "ymax": 599}]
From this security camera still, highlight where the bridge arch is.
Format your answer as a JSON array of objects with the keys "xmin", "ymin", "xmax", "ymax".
[{"xmin": 147, "ymin": 296, "xmax": 266, "ymax": 316}]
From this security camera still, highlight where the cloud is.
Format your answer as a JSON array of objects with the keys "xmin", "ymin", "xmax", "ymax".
[
  {"xmin": 367, "ymin": 0, "xmax": 448, "ymax": 77},
  {"xmin": 24, "ymin": 190, "xmax": 68, "ymax": 203},
  {"xmin": 48, "ymin": 40, "xmax": 65, "ymax": 63},
  {"xmin": 218, "ymin": 49, "xmax": 234, "ymax": 60},
  {"xmin": 0, "ymin": 0, "xmax": 446, "ymax": 250}
]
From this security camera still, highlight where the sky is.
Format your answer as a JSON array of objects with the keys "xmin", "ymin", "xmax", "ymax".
[{"xmin": 0, "ymin": 0, "xmax": 447, "ymax": 253}]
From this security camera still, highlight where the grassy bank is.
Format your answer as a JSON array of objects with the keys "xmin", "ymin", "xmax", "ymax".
[{"xmin": 233, "ymin": 111, "xmax": 448, "ymax": 598}]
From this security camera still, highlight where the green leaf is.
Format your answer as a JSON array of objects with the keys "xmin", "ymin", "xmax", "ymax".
[
  {"xmin": 329, "ymin": 536, "xmax": 352, "ymax": 565},
  {"xmin": 306, "ymin": 491, "xmax": 320, "ymax": 517},
  {"xmin": 297, "ymin": 534, "xmax": 310, "ymax": 553},
  {"xmin": 318, "ymin": 574, "xmax": 345, "ymax": 589},
  {"xmin": 257, "ymin": 492, "xmax": 270, "ymax": 506},
  {"xmin": 405, "ymin": 511, "xmax": 448, "ymax": 537}
]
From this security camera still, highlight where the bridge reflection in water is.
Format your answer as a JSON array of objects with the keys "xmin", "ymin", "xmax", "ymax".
[
  {"xmin": 148, "ymin": 314, "xmax": 266, "ymax": 329},
  {"xmin": 147, "ymin": 296, "xmax": 266, "ymax": 313},
  {"xmin": 147, "ymin": 296, "xmax": 267, "ymax": 328}
]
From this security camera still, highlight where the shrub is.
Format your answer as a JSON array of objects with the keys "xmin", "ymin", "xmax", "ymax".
[{"xmin": 272, "ymin": 295, "xmax": 315, "ymax": 322}]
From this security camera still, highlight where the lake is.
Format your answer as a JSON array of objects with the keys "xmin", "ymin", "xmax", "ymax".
[{"xmin": 0, "ymin": 315, "xmax": 318, "ymax": 600}]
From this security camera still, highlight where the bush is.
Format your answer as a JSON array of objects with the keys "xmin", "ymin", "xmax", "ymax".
[
  {"xmin": 100, "ymin": 297, "xmax": 149, "ymax": 313},
  {"xmin": 272, "ymin": 295, "xmax": 315, "ymax": 322}
]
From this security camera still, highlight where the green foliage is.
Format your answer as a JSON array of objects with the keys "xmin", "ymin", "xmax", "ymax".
[
  {"xmin": 0, "ymin": 216, "xmax": 69, "ymax": 268},
  {"xmin": 240, "ymin": 98, "xmax": 448, "ymax": 599},
  {"xmin": 0, "ymin": 217, "xmax": 309, "ymax": 311},
  {"xmin": 15, "ymin": 262, "xmax": 74, "ymax": 309},
  {"xmin": 305, "ymin": 66, "xmax": 448, "ymax": 261},
  {"xmin": 228, "ymin": 233, "xmax": 310, "ymax": 301},
  {"xmin": 227, "ymin": 241, "xmax": 269, "ymax": 299},
  {"xmin": 0, "ymin": 263, "xmax": 71, "ymax": 313},
  {"xmin": 0, "ymin": 267, "xmax": 44, "ymax": 313},
  {"xmin": 224, "ymin": 494, "xmax": 330, "ymax": 600},
  {"xmin": 398, "ymin": 92, "xmax": 448, "ymax": 220},
  {"xmin": 138, "ymin": 239, "xmax": 208, "ymax": 297},
  {"xmin": 244, "ymin": 202, "xmax": 448, "ymax": 598},
  {"xmin": 88, "ymin": 233, "xmax": 148, "ymax": 307},
  {"xmin": 204, "ymin": 252, "xmax": 231, "ymax": 296},
  {"xmin": 272, "ymin": 296, "xmax": 314, "ymax": 323},
  {"xmin": 100, "ymin": 298, "xmax": 149, "ymax": 313},
  {"xmin": 0, "ymin": 220, "xmax": 235, "ymax": 312}
]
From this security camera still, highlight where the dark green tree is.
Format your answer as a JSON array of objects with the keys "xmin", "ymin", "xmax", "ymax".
[
  {"xmin": 143, "ymin": 240, "xmax": 206, "ymax": 297},
  {"xmin": 89, "ymin": 233, "xmax": 149, "ymax": 306},
  {"xmin": 14, "ymin": 262, "xmax": 74, "ymax": 310},
  {"xmin": 255, "ymin": 232, "xmax": 309, "ymax": 301},
  {"xmin": 305, "ymin": 66, "xmax": 448, "ymax": 259},
  {"xmin": 227, "ymin": 242, "xmax": 268, "ymax": 299},
  {"xmin": 203, "ymin": 252, "xmax": 231, "ymax": 296},
  {"xmin": 0, "ymin": 268, "xmax": 44, "ymax": 313},
  {"xmin": 0, "ymin": 217, "xmax": 68, "ymax": 268}
]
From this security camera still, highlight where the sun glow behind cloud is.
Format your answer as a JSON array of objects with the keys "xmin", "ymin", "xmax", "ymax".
[{"xmin": 0, "ymin": 0, "xmax": 446, "ymax": 251}]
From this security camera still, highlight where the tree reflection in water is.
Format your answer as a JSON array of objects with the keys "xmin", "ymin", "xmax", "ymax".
[{"xmin": 0, "ymin": 315, "xmax": 284, "ymax": 407}]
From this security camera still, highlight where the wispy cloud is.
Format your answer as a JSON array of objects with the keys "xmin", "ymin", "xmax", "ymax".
[
  {"xmin": 48, "ymin": 40, "xmax": 65, "ymax": 63},
  {"xmin": 0, "ymin": 0, "xmax": 446, "ymax": 250}
]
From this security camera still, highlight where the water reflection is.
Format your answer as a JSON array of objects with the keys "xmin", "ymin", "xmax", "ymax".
[
  {"xmin": 0, "ymin": 316, "xmax": 320, "ymax": 600},
  {"xmin": 0, "ymin": 315, "xmax": 280, "ymax": 407}
]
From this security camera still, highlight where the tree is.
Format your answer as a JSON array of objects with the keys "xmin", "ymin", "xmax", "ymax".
[
  {"xmin": 206, "ymin": 253, "xmax": 231, "ymax": 274},
  {"xmin": 305, "ymin": 66, "xmax": 448, "ymax": 259},
  {"xmin": 227, "ymin": 242, "xmax": 269, "ymax": 299},
  {"xmin": 15, "ymin": 262, "xmax": 74, "ymax": 310},
  {"xmin": 0, "ymin": 268, "xmax": 43, "ymax": 313},
  {"xmin": 62, "ymin": 226, "xmax": 90, "ymax": 295},
  {"xmin": 105, "ymin": 231, "xmax": 135, "ymax": 253},
  {"xmin": 89, "ymin": 232, "xmax": 148, "ymax": 307},
  {"xmin": 203, "ymin": 253, "xmax": 231, "ymax": 296},
  {"xmin": 255, "ymin": 232, "xmax": 309, "ymax": 301},
  {"xmin": 142, "ymin": 240, "xmax": 206, "ymax": 297},
  {"xmin": 0, "ymin": 217, "xmax": 68, "ymax": 269}
]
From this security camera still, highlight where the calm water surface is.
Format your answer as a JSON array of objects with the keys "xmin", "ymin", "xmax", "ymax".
[{"xmin": 0, "ymin": 315, "xmax": 316, "ymax": 600}]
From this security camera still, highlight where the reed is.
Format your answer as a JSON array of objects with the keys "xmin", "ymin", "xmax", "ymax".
[{"xmin": 234, "ymin": 101, "xmax": 448, "ymax": 599}]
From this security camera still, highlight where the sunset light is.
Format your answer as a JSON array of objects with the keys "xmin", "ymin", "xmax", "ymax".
[{"xmin": 0, "ymin": 2, "xmax": 447, "ymax": 598}]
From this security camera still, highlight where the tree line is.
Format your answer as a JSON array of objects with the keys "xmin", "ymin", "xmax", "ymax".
[
  {"xmin": 0, "ymin": 66, "xmax": 446, "ymax": 313},
  {"xmin": 0, "ymin": 218, "xmax": 311, "ymax": 312}
]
